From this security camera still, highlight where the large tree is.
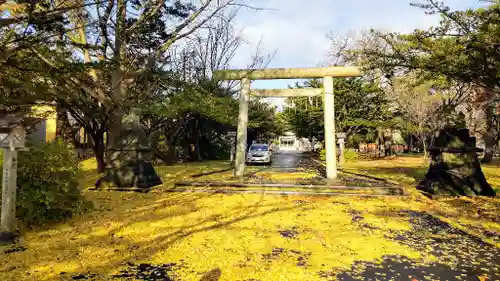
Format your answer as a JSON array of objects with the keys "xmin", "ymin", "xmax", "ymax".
[
  {"xmin": 354, "ymin": 0, "xmax": 500, "ymax": 161},
  {"xmin": 387, "ymin": 73, "xmax": 469, "ymax": 160},
  {"xmin": 136, "ymin": 11, "xmax": 277, "ymax": 164},
  {"xmin": 1, "ymin": 0, "xmax": 262, "ymax": 186}
]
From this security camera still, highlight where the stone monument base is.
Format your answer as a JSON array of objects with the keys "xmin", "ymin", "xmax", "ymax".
[
  {"xmin": 0, "ymin": 231, "xmax": 19, "ymax": 245},
  {"xmin": 99, "ymin": 148, "xmax": 162, "ymax": 192}
]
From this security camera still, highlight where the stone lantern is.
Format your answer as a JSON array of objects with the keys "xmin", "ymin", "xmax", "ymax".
[{"xmin": 336, "ymin": 132, "xmax": 347, "ymax": 166}]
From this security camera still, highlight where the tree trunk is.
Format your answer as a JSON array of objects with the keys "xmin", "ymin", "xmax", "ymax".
[
  {"xmin": 55, "ymin": 104, "xmax": 65, "ymax": 139},
  {"xmin": 156, "ymin": 127, "xmax": 182, "ymax": 164},
  {"xmin": 383, "ymin": 129, "xmax": 392, "ymax": 156},
  {"xmin": 408, "ymin": 135, "xmax": 413, "ymax": 153},
  {"xmin": 106, "ymin": 0, "xmax": 126, "ymax": 163},
  {"xmin": 481, "ymin": 104, "xmax": 496, "ymax": 163},
  {"xmin": 94, "ymin": 140, "xmax": 106, "ymax": 173},
  {"xmin": 376, "ymin": 127, "xmax": 385, "ymax": 157},
  {"xmin": 107, "ymin": 86, "xmax": 124, "ymax": 162},
  {"xmin": 422, "ymin": 138, "xmax": 428, "ymax": 164},
  {"xmin": 184, "ymin": 140, "xmax": 192, "ymax": 161},
  {"xmin": 55, "ymin": 106, "xmax": 73, "ymax": 141},
  {"xmin": 482, "ymin": 133, "xmax": 495, "ymax": 163},
  {"xmin": 194, "ymin": 120, "xmax": 202, "ymax": 161}
]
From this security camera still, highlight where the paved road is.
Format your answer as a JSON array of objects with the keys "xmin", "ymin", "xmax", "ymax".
[{"xmin": 270, "ymin": 150, "xmax": 313, "ymax": 170}]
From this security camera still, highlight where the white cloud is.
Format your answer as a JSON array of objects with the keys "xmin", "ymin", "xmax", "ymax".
[
  {"xmin": 231, "ymin": 0, "xmax": 484, "ymax": 69},
  {"xmin": 228, "ymin": 0, "xmax": 486, "ymax": 108}
]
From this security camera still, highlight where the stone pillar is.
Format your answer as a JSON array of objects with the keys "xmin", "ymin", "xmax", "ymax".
[
  {"xmin": 323, "ymin": 76, "xmax": 337, "ymax": 180},
  {"xmin": 235, "ymin": 78, "xmax": 250, "ymax": 177},
  {"xmin": 1, "ymin": 148, "xmax": 18, "ymax": 233}
]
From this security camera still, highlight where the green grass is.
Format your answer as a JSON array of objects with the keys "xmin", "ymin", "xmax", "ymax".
[{"xmin": 0, "ymin": 157, "xmax": 498, "ymax": 280}]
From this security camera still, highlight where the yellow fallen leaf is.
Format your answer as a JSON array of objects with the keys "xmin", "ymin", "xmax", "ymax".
[{"xmin": 477, "ymin": 275, "xmax": 488, "ymax": 281}]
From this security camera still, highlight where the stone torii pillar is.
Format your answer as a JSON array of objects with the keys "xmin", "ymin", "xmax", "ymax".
[
  {"xmin": 213, "ymin": 66, "xmax": 361, "ymax": 179},
  {"xmin": 323, "ymin": 76, "xmax": 337, "ymax": 179},
  {"xmin": 234, "ymin": 78, "xmax": 250, "ymax": 177}
]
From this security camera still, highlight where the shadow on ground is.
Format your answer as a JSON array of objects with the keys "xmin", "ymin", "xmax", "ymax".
[
  {"xmin": 0, "ymin": 186, "xmax": 307, "ymax": 280},
  {"xmin": 316, "ymin": 164, "xmax": 399, "ymax": 188},
  {"xmin": 331, "ymin": 211, "xmax": 500, "ymax": 281},
  {"xmin": 347, "ymin": 167, "xmax": 427, "ymax": 185},
  {"xmin": 109, "ymin": 264, "xmax": 222, "ymax": 281}
]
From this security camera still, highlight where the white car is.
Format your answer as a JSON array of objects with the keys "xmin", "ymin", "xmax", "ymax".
[{"xmin": 246, "ymin": 144, "xmax": 272, "ymax": 165}]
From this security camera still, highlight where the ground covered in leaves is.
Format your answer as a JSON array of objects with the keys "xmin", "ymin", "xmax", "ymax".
[{"xmin": 0, "ymin": 157, "xmax": 499, "ymax": 281}]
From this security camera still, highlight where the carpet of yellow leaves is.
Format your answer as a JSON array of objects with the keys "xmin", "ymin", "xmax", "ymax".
[
  {"xmin": 343, "ymin": 156, "xmax": 500, "ymax": 191},
  {"xmin": 0, "ymin": 156, "xmax": 498, "ymax": 281},
  {"xmin": 342, "ymin": 156, "xmax": 500, "ymax": 246}
]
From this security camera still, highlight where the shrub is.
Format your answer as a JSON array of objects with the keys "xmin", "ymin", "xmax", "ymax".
[{"xmin": 0, "ymin": 141, "xmax": 92, "ymax": 227}]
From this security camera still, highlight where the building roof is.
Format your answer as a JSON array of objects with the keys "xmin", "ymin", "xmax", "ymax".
[{"xmin": 0, "ymin": 113, "xmax": 36, "ymax": 132}]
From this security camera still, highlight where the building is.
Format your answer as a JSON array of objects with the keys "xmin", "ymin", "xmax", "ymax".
[
  {"xmin": 26, "ymin": 104, "xmax": 91, "ymax": 147},
  {"xmin": 278, "ymin": 132, "xmax": 297, "ymax": 148},
  {"xmin": 27, "ymin": 104, "xmax": 57, "ymax": 143}
]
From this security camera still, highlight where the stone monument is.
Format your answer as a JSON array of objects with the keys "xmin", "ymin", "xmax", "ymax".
[
  {"xmin": 417, "ymin": 128, "xmax": 496, "ymax": 197},
  {"xmin": 0, "ymin": 113, "xmax": 29, "ymax": 244},
  {"xmin": 100, "ymin": 109, "xmax": 162, "ymax": 191}
]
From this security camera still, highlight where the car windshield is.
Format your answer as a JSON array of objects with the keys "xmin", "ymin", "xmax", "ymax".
[{"xmin": 249, "ymin": 145, "xmax": 268, "ymax": 151}]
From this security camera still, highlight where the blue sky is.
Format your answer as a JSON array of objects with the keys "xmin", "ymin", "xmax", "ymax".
[{"xmin": 227, "ymin": 0, "xmax": 485, "ymax": 109}]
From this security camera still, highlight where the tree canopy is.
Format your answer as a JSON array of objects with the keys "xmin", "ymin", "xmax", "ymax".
[
  {"xmin": 357, "ymin": 0, "xmax": 500, "ymax": 94},
  {"xmin": 344, "ymin": 0, "xmax": 500, "ymax": 161},
  {"xmin": 281, "ymin": 78, "xmax": 391, "ymax": 146},
  {"xmin": 0, "ymin": 0, "xmax": 281, "ymax": 171}
]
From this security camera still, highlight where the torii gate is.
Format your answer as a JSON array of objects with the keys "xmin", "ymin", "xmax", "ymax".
[{"xmin": 213, "ymin": 66, "xmax": 362, "ymax": 180}]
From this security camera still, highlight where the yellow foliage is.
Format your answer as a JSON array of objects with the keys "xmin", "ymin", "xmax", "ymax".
[
  {"xmin": 0, "ymin": 191, "xmax": 425, "ymax": 281},
  {"xmin": 343, "ymin": 156, "xmax": 500, "ymax": 246},
  {"xmin": 1, "ymin": 157, "xmax": 498, "ymax": 280}
]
